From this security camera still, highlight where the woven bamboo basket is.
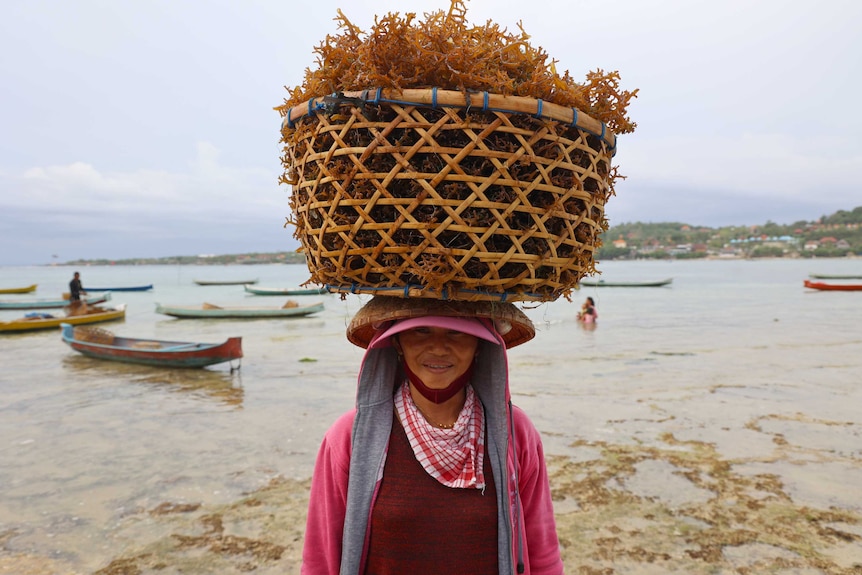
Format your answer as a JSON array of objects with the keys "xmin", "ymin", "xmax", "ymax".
[{"xmin": 281, "ymin": 88, "xmax": 617, "ymax": 302}]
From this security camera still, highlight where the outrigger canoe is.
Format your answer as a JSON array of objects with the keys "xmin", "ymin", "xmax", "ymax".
[
  {"xmin": 0, "ymin": 292, "xmax": 111, "ymax": 310},
  {"xmin": 243, "ymin": 284, "xmax": 328, "ymax": 296},
  {"xmin": 155, "ymin": 300, "xmax": 324, "ymax": 319},
  {"xmin": 808, "ymin": 274, "xmax": 862, "ymax": 280},
  {"xmin": 194, "ymin": 279, "xmax": 258, "ymax": 286},
  {"xmin": 0, "ymin": 304, "xmax": 127, "ymax": 333},
  {"xmin": 0, "ymin": 284, "xmax": 37, "ymax": 294},
  {"xmin": 61, "ymin": 324, "xmax": 242, "ymax": 368},
  {"xmin": 579, "ymin": 278, "xmax": 673, "ymax": 288},
  {"xmin": 803, "ymin": 280, "xmax": 862, "ymax": 291},
  {"xmin": 83, "ymin": 284, "xmax": 153, "ymax": 292}
]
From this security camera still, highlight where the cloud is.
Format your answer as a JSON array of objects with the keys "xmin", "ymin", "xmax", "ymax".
[
  {"xmin": 0, "ymin": 143, "xmax": 298, "ymax": 265},
  {"xmin": 615, "ymin": 133, "xmax": 862, "ymax": 200},
  {"xmin": 605, "ymin": 181, "xmax": 849, "ymax": 229}
]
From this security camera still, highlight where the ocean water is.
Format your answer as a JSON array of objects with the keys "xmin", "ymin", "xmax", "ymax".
[{"xmin": 1, "ymin": 258, "xmax": 861, "ymax": 572}]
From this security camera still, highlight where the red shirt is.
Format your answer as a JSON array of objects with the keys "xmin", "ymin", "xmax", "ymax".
[{"xmin": 364, "ymin": 421, "xmax": 498, "ymax": 575}]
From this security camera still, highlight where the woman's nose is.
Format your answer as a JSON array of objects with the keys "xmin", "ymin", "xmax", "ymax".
[{"xmin": 426, "ymin": 333, "xmax": 452, "ymax": 351}]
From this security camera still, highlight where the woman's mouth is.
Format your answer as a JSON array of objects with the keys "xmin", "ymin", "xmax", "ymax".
[{"xmin": 423, "ymin": 362, "xmax": 452, "ymax": 372}]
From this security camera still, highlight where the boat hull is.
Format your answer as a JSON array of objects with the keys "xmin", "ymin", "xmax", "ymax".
[
  {"xmin": 0, "ymin": 284, "xmax": 38, "ymax": 294},
  {"xmin": 0, "ymin": 293, "xmax": 111, "ymax": 310},
  {"xmin": 61, "ymin": 324, "xmax": 242, "ymax": 368},
  {"xmin": 804, "ymin": 280, "xmax": 862, "ymax": 291},
  {"xmin": 155, "ymin": 301, "xmax": 324, "ymax": 318},
  {"xmin": 194, "ymin": 279, "xmax": 258, "ymax": 286},
  {"xmin": 579, "ymin": 278, "xmax": 673, "ymax": 288},
  {"xmin": 0, "ymin": 305, "xmax": 127, "ymax": 333},
  {"xmin": 243, "ymin": 284, "xmax": 328, "ymax": 296},
  {"xmin": 84, "ymin": 284, "xmax": 153, "ymax": 292}
]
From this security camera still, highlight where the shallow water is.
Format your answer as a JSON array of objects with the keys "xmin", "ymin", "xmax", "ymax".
[{"xmin": 1, "ymin": 258, "xmax": 861, "ymax": 572}]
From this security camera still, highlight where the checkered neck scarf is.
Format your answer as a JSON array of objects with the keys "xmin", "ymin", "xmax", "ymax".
[{"xmin": 394, "ymin": 381, "xmax": 486, "ymax": 490}]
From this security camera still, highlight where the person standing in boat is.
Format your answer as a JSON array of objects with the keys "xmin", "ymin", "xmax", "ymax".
[{"xmin": 68, "ymin": 271, "xmax": 87, "ymax": 313}]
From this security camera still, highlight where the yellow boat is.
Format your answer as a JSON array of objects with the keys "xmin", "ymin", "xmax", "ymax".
[
  {"xmin": 0, "ymin": 284, "xmax": 37, "ymax": 294},
  {"xmin": 0, "ymin": 304, "xmax": 126, "ymax": 333}
]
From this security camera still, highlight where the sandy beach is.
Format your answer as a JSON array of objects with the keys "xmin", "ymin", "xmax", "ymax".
[{"xmin": 6, "ymin": 338, "xmax": 861, "ymax": 574}]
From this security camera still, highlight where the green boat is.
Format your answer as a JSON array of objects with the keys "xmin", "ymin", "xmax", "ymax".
[
  {"xmin": 0, "ymin": 292, "xmax": 111, "ymax": 310},
  {"xmin": 155, "ymin": 300, "xmax": 324, "ymax": 319},
  {"xmin": 194, "ymin": 278, "xmax": 258, "ymax": 286},
  {"xmin": 579, "ymin": 278, "xmax": 673, "ymax": 288},
  {"xmin": 243, "ymin": 284, "xmax": 328, "ymax": 296}
]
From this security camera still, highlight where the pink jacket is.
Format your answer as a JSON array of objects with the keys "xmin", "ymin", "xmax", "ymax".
[{"xmin": 301, "ymin": 341, "xmax": 564, "ymax": 575}]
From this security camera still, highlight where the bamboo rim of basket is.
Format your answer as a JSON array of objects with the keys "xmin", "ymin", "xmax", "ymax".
[
  {"xmin": 323, "ymin": 284, "xmax": 561, "ymax": 303},
  {"xmin": 281, "ymin": 87, "xmax": 616, "ymax": 155}
]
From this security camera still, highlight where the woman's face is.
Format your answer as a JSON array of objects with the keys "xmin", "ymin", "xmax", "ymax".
[{"xmin": 395, "ymin": 326, "xmax": 479, "ymax": 389}]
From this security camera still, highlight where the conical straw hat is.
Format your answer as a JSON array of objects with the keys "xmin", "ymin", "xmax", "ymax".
[{"xmin": 347, "ymin": 296, "xmax": 535, "ymax": 349}]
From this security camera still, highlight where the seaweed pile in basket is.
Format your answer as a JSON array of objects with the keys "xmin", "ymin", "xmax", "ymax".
[
  {"xmin": 276, "ymin": 1, "xmax": 637, "ymax": 135},
  {"xmin": 276, "ymin": 1, "xmax": 637, "ymax": 301}
]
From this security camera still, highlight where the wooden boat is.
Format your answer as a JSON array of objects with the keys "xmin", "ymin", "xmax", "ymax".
[
  {"xmin": 243, "ymin": 284, "xmax": 328, "ymax": 296},
  {"xmin": 155, "ymin": 300, "xmax": 324, "ymax": 319},
  {"xmin": 194, "ymin": 279, "xmax": 258, "ymax": 286},
  {"xmin": 0, "ymin": 284, "xmax": 37, "ymax": 294},
  {"xmin": 61, "ymin": 324, "xmax": 242, "ymax": 368},
  {"xmin": 0, "ymin": 304, "xmax": 127, "ymax": 333},
  {"xmin": 579, "ymin": 278, "xmax": 673, "ymax": 288},
  {"xmin": 803, "ymin": 280, "xmax": 862, "ymax": 291},
  {"xmin": 0, "ymin": 292, "xmax": 111, "ymax": 310},
  {"xmin": 808, "ymin": 274, "xmax": 862, "ymax": 280},
  {"xmin": 83, "ymin": 284, "xmax": 153, "ymax": 292}
]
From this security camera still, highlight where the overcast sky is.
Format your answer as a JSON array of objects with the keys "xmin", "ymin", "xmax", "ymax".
[{"xmin": 2, "ymin": 0, "xmax": 860, "ymax": 266}]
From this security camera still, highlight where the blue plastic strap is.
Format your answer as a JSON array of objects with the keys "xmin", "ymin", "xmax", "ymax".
[
  {"xmin": 570, "ymin": 108, "xmax": 578, "ymax": 128},
  {"xmin": 432, "ymin": 87, "xmax": 438, "ymax": 108},
  {"xmin": 534, "ymin": 99, "xmax": 543, "ymax": 119},
  {"xmin": 483, "ymin": 92, "xmax": 489, "ymax": 112},
  {"xmin": 324, "ymin": 283, "xmax": 545, "ymax": 301}
]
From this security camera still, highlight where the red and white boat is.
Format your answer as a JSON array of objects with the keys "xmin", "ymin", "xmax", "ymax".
[{"xmin": 803, "ymin": 280, "xmax": 862, "ymax": 291}]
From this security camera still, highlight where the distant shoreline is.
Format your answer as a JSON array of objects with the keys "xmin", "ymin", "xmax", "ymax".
[
  {"xmin": 49, "ymin": 251, "xmax": 308, "ymax": 267},
  {"xmin": 47, "ymin": 252, "xmax": 860, "ymax": 267}
]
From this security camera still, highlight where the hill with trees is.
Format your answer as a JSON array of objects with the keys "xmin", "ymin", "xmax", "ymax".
[{"xmin": 596, "ymin": 206, "xmax": 862, "ymax": 260}]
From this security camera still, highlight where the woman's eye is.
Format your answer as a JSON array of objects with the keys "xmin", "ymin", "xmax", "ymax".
[{"xmin": 405, "ymin": 327, "xmax": 431, "ymax": 337}]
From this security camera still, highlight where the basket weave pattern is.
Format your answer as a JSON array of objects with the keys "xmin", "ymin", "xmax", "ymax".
[{"xmin": 284, "ymin": 89, "xmax": 615, "ymax": 302}]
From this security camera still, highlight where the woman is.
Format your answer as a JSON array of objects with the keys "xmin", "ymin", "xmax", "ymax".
[
  {"xmin": 577, "ymin": 297, "xmax": 597, "ymax": 324},
  {"xmin": 301, "ymin": 296, "xmax": 563, "ymax": 575}
]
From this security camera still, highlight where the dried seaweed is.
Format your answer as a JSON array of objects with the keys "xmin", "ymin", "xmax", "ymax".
[{"xmin": 275, "ymin": 0, "xmax": 637, "ymax": 135}]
